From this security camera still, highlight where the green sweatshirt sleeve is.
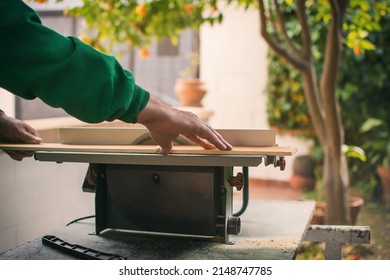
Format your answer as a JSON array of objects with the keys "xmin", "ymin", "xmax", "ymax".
[{"xmin": 0, "ymin": 0, "xmax": 150, "ymax": 123}]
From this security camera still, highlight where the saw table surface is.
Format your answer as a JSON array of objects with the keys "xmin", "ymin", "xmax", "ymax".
[
  {"xmin": 0, "ymin": 143, "xmax": 297, "ymax": 167},
  {"xmin": 0, "ymin": 200, "xmax": 315, "ymax": 260},
  {"xmin": 0, "ymin": 143, "xmax": 297, "ymax": 156}
]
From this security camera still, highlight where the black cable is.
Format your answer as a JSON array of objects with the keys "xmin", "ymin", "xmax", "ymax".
[{"xmin": 66, "ymin": 215, "xmax": 95, "ymax": 226}]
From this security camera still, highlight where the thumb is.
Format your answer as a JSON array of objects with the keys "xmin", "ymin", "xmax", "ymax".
[
  {"xmin": 156, "ymin": 142, "xmax": 173, "ymax": 155},
  {"xmin": 148, "ymin": 131, "xmax": 175, "ymax": 154}
]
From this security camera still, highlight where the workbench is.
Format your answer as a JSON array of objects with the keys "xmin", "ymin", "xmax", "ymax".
[
  {"xmin": 0, "ymin": 128, "xmax": 314, "ymax": 259},
  {"xmin": 0, "ymin": 199, "xmax": 314, "ymax": 260}
]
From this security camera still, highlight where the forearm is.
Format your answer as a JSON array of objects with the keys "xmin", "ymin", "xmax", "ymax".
[
  {"xmin": 0, "ymin": 0, "xmax": 149, "ymax": 124},
  {"xmin": 137, "ymin": 96, "xmax": 172, "ymax": 127}
]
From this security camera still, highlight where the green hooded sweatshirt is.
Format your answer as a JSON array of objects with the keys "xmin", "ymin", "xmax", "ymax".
[{"xmin": 0, "ymin": 0, "xmax": 150, "ymax": 123}]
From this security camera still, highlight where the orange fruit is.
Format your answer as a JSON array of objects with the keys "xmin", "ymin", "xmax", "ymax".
[
  {"xmin": 353, "ymin": 45, "xmax": 363, "ymax": 56},
  {"xmin": 185, "ymin": 4, "xmax": 195, "ymax": 14},
  {"xmin": 135, "ymin": 4, "xmax": 147, "ymax": 17},
  {"xmin": 139, "ymin": 48, "xmax": 150, "ymax": 59},
  {"xmin": 35, "ymin": 0, "xmax": 46, "ymax": 3},
  {"xmin": 78, "ymin": 35, "xmax": 91, "ymax": 44}
]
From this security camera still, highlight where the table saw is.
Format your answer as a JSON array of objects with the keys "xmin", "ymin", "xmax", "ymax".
[{"xmin": 0, "ymin": 126, "xmax": 312, "ymax": 259}]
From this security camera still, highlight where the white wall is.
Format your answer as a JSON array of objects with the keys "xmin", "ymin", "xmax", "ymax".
[
  {"xmin": 201, "ymin": 4, "xmax": 312, "ymax": 180},
  {"xmin": 0, "ymin": 154, "xmax": 93, "ymax": 253},
  {"xmin": 0, "ymin": 88, "xmax": 15, "ymax": 118}
]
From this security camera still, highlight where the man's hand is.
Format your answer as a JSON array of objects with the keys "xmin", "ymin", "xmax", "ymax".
[
  {"xmin": 0, "ymin": 110, "xmax": 42, "ymax": 161},
  {"xmin": 136, "ymin": 96, "xmax": 232, "ymax": 154}
]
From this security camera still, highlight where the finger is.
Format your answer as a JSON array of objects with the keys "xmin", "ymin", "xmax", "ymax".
[
  {"xmin": 20, "ymin": 128, "xmax": 42, "ymax": 144},
  {"xmin": 185, "ymin": 135, "xmax": 216, "ymax": 150},
  {"xmin": 211, "ymin": 129, "xmax": 232, "ymax": 150},
  {"xmin": 5, "ymin": 150, "xmax": 33, "ymax": 161},
  {"xmin": 193, "ymin": 124, "xmax": 232, "ymax": 151},
  {"xmin": 21, "ymin": 132, "xmax": 42, "ymax": 144},
  {"xmin": 24, "ymin": 124, "xmax": 42, "ymax": 141}
]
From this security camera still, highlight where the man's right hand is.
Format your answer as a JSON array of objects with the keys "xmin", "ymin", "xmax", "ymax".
[{"xmin": 136, "ymin": 96, "xmax": 232, "ymax": 154}]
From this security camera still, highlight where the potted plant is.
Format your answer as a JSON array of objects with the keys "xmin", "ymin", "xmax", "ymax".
[
  {"xmin": 174, "ymin": 32, "xmax": 207, "ymax": 107},
  {"xmin": 174, "ymin": 53, "xmax": 207, "ymax": 107},
  {"xmin": 360, "ymin": 118, "xmax": 390, "ymax": 202}
]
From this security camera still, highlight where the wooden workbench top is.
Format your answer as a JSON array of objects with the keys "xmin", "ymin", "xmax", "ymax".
[{"xmin": 0, "ymin": 143, "xmax": 297, "ymax": 156}]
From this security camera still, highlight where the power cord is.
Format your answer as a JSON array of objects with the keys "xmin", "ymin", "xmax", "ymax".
[{"xmin": 66, "ymin": 215, "xmax": 95, "ymax": 226}]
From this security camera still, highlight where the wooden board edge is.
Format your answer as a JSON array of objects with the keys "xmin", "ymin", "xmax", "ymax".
[{"xmin": 0, "ymin": 143, "xmax": 298, "ymax": 156}]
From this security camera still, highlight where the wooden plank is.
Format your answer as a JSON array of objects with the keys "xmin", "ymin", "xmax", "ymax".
[
  {"xmin": 59, "ymin": 127, "xmax": 277, "ymax": 147},
  {"xmin": 305, "ymin": 225, "xmax": 371, "ymax": 244},
  {"xmin": 0, "ymin": 143, "xmax": 297, "ymax": 156},
  {"xmin": 304, "ymin": 225, "xmax": 371, "ymax": 260}
]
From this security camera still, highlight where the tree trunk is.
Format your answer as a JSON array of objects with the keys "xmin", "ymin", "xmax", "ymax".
[
  {"xmin": 257, "ymin": 0, "xmax": 351, "ymax": 224},
  {"xmin": 320, "ymin": 0, "xmax": 351, "ymax": 224},
  {"xmin": 323, "ymin": 145, "xmax": 350, "ymax": 224}
]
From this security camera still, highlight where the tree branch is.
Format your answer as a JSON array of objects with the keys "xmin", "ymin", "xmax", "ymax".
[
  {"xmin": 320, "ymin": 0, "xmax": 343, "ymax": 122},
  {"xmin": 296, "ymin": 0, "xmax": 311, "ymax": 59},
  {"xmin": 273, "ymin": 0, "xmax": 301, "ymax": 55},
  {"xmin": 258, "ymin": 0, "xmax": 327, "ymax": 144},
  {"xmin": 257, "ymin": 0, "xmax": 307, "ymax": 70},
  {"xmin": 320, "ymin": 0, "xmax": 350, "ymax": 160}
]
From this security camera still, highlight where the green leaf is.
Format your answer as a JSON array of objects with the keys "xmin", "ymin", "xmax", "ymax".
[
  {"xmin": 342, "ymin": 145, "xmax": 367, "ymax": 162},
  {"xmin": 360, "ymin": 118, "xmax": 384, "ymax": 133},
  {"xmin": 360, "ymin": 39, "xmax": 376, "ymax": 50}
]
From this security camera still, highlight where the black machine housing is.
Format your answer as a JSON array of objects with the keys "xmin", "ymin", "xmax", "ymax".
[{"xmin": 94, "ymin": 164, "xmax": 240, "ymax": 242}]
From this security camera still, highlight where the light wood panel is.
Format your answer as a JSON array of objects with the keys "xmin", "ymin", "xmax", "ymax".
[{"xmin": 0, "ymin": 143, "xmax": 297, "ymax": 156}]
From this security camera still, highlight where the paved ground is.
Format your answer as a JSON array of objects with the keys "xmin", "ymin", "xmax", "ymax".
[
  {"xmin": 238, "ymin": 178, "xmax": 302, "ymax": 200},
  {"xmin": 244, "ymin": 179, "xmax": 390, "ymax": 260},
  {"xmin": 353, "ymin": 192, "xmax": 390, "ymax": 260}
]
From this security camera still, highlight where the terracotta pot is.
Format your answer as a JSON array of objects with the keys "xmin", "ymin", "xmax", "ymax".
[
  {"xmin": 310, "ymin": 196, "xmax": 364, "ymax": 225},
  {"xmin": 377, "ymin": 165, "xmax": 390, "ymax": 202},
  {"xmin": 174, "ymin": 78, "xmax": 207, "ymax": 107},
  {"xmin": 310, "ymin": 201, "xmax": 326, "ymax": 225}
]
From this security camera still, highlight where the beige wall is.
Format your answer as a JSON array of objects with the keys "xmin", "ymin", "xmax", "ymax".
[
  {"xmin": 0, "ymin": 154, "xmax": 93, "ymax": 253},
  {"xmin": 201, "ymin": 4, "xmax": 312, "ymax": 180},
  {"xmin": 0, "ymin": 88, "xmax": 15, "ymax": 118}
]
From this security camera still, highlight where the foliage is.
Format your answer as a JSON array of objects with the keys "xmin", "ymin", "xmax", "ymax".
[
  {"xmin": 179, "ymin": 51, "xmax": 200, "ymax": 78},
  {"xmin": 54, "ymin": 0, "xmax": 255, "ymax": 53},
  {"xmin": 266, "ymin": 1, "xmax": 327, "ymax": 132},
  {"xmin": 339, "ymin": 12, "xmax": 390, "ymax": 193},
  {"xmin": 296, "ymin": 242, "xmax": 325, "ymax": 260},
  {"xmin": 266, "ymin": 0, "xmax": 390, "ymax": 194},
  {"xmin": 267, "ymin": 0, "xmax": 388, "ymax": 131},
  {"xmin": 266, "ymin": 51, "xmax": 311, "ymax": 131},
  {"xmin": 360, "ymin": 118, "xmax": 390, "ymax": 168}
]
